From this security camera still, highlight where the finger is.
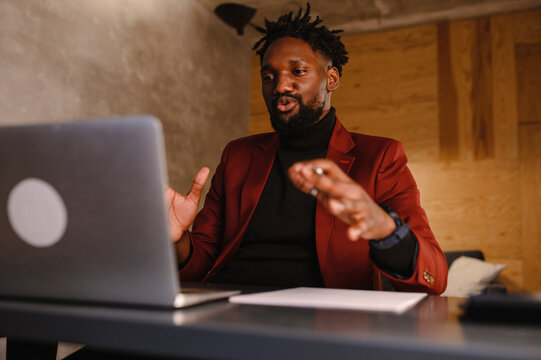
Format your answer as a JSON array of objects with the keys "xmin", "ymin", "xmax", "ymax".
[
  {"xmin": 288, "ymin": 165, "xmax": 316, "ymax": 193},
  {"xmin": 194, "ymin": 167, "xmax": 210, "ymax": 186},
  {"xmin": 289, "ymin": 163, "xmax": 344, "ymax": 197},
  {"xmin": 339, "ymin": 196, "xmax": 373, "ymax": 214},
  {"xmin": 310, "ymin": 174, "xmax": 363, "ymax": 200},
  {"xmin": 293, "ymin": 160, "xmax": 364, "ymax": 199},
  {"xmin": 301, "ymin": 159, "xmax": 352, "ymax": 183},
  {"xmin": 328, "ymin": 198, "xmax": 346, "ymax": 213},
  {"xmin": 328, "ymin": 198, "xmax": 369, "ymax": 227},
  {"xmin": 288, "ymin": 159, "xmax": 346, "ymax": 196},
  {"xmin": 164, "ymin": 186, "xmax": 175, "ymax": 203},
  {"xmin": 289, "ymin": 159, "xmax": 347, "ymax": 185},
  {"xmin": 347, "ymin": 225, "xmax": 364, "ymax": 242},
  {"xmin": 187, "ymin": 167, "xmax": 210, "ymax": 200}
]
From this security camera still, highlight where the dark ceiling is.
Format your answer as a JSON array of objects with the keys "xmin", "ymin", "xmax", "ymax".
[{"xmin": 200, "ymin": 0, "xmax": 541, "ymax": 42}]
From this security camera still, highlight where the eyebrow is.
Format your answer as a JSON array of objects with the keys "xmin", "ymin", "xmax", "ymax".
[
  {"xmin": 289, "ymin": 59, "xmax": 306, "ymax": 66},
  {"xmin": 260, "ymin": 59, "xmax": 307, "ymax": 73}
]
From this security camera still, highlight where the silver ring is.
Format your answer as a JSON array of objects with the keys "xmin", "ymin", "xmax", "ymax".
[
  {"xmin": 309, "ymin": 187, "xmax": 319, "ymax": 197},
  {"xmin": 313, "ymin": 167, "xmax": 324, "ymax": 175}
]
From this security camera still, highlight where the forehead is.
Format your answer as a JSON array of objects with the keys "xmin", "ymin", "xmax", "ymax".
[{"xmin": 261, "ymin": 37, "xmax": 330, "ymax": 68}]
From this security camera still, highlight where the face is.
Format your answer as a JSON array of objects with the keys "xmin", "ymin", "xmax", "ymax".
[{"xmin": 260, "ymin": 37, "xmax": 339, "ymax": 134}]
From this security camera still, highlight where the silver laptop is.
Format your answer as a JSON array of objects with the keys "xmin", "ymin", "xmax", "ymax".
[{"xmin": 0, "ymin": 115, "xmax": 239, "ymax": 308}]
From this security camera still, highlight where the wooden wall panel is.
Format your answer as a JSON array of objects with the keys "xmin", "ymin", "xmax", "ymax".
[
  {"xmin": 519, "ymin": 125, "xmax": 541, "ymax": 291},
  {"xmin": 409, "ymin": 161, "xmax": 523, "ymax": 290},
  {"xmin": 439, "ymin": 16, "xmax": 518, "ymax": 163},
  {"xmin": 450, "ymin": 20, "xmax": 476, "ymax": 161},
  {"xmin": 515, "ymin": 12, "xmax": 541, "ymax": 291},
  {"xmin": 515, "ymin": 43, "xmax": 541, "ymax": 125},
  {"xmin": 516, "ymin": 32, "xmax": 541, "ymax": 291},
  {"xmin": 438, "ymin": 22, "xmax": 460, "ymax": 161},
  {"xmin": 471, "ymin": 18, "xmax": 495, "ymax": 160},
  {"xmin": 333, "ymin": 25, "xmax": 439, "ymax": 162},
  {"xmin": 491, "ymin": 14, "xmax": 519, "ymax": 160},
  {"xmin": 512, "ymin": 9, "xmax": 541, "ymax": 44},
  {"xmin": 444, "ymin": 17, "xmax": 514, "ymax": 162}
]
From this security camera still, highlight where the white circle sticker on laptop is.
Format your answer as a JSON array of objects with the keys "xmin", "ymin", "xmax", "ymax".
[{"xmin": 7, "ymin": 178, "xmax": 68, "ymax": 248}]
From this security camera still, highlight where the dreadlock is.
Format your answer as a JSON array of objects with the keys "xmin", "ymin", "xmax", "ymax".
[{"xmin": 252, "ymin": 2, "xmax": 349, "ymax": 76}]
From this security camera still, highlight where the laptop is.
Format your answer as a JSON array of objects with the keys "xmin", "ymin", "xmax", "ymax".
[{"xmin": 0, "ymin": 115, "xmax": 239, "ymax": 308}]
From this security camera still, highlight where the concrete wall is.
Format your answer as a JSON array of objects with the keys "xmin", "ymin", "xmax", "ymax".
[{"xmin": 0, "ymin": 0, "xmax": 251, "ymax": 192}]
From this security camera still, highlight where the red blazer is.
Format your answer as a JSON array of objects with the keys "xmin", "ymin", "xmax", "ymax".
[{"xmin": 179, "ymin": 118, "xmax": 447, "ymax": 295}]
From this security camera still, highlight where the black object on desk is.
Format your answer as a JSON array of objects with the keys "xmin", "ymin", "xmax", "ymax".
[{"xmin": 461, "ymin": 293, "xmax": 541, "ymax": 325}]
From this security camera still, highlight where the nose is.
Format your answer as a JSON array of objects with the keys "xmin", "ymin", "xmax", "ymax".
[{"xmin": 273, "ymin": 74, "xmax": 294, "ymax": 95}]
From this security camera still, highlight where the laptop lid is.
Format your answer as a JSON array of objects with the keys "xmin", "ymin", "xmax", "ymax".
[{"xmin": 0, "ymin": 115, "xmax": 181, "ymax": 307}]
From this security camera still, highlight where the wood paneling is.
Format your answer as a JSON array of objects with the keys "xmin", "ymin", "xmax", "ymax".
[
  {"xmin": 491, "ymin": 14, "xmax": 519, "ymax": 160},
  {"xmin": 517, "ymin": 36, "xmax": 541, "ymax": 291},
  {"xmin": 519, "ymin": 125, "xmax": 541, "ymax": 291},
  {"xmin": 439, "ymin": 16, "xmax": 518, "ymax": 162},
  {"xmin": 333, "ymin": 25, "xmax": 439, "ymax": 162},
  {"xmin": 471, "ymin": 18, "xmax": 495, "ymax": 160},
  {"xmin": 512, "ymin": 9, "xmax": 541, "ymax": 44},
  {"xmin": 438, "ymin": 22, "xmax": 460, "ymax": 161},
  {"xmin": 409, "ymin": 160, "xmax": 523, "ymax": 289},
  {"xmin": 450, "ymin": 19, "xmax": 476, "ymax": 161},
  {"xmin": 515, "ymin": 43, "xmax": 541, "ymax": 125}
]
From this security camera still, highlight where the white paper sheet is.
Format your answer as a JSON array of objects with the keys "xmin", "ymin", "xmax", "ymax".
[{"xmin": 229, "ymin": 287, "xmax": 427, "ymax": 314}]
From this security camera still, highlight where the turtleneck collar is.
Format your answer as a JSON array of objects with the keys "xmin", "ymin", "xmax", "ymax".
[{"xmin": 279, "ymin": 107, "xmax": 336, "ymax": 152}]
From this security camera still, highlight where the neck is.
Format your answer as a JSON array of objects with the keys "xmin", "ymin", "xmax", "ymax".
[{"xmin": 315, "ymin": 108, "xmax": 330, "ymax": 124}]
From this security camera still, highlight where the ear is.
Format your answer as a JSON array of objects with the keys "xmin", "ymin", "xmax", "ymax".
[{"xmin": 326, "ymin": 66, "xmax": 340, "ymax": 92}]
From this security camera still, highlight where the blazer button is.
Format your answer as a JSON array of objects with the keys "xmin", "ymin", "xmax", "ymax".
[{"xmin": 423, "ymin": 269, "xmax": 435, "ymax": 285}]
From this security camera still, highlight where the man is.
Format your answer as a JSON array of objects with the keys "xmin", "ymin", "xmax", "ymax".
[{"xmin": 166, "ymin": 4, "xmax": 447, "ymax": 294}]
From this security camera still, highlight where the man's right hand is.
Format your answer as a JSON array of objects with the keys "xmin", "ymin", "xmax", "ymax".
[{"xmin": 165, "ymin": 167, "xmax": 210, "ymax": 243}]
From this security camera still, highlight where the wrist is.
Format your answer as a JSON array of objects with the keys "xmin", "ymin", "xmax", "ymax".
[
  {"xmin": 379, "ymin": 212, "xmax": 397, "ymax": 238},
  {"xmin": 369, "ymin": 205, "xmax": 410, "ymax": 250},
  {"xmin": 176, "ymin": 231, "xmax": 192, "ymax": 266}
]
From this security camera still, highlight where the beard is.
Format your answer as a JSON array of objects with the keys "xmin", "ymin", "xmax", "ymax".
[{"xmin": 268, "ymin": 93, "xmax": 325, "ymax": 136}]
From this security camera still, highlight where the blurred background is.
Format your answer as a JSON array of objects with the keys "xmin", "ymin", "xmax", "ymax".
[{"xmin": 1, "ymin": 0, "xmax": 540, "ymax": 292}]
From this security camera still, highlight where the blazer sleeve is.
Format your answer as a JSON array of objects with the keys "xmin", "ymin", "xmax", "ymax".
[
  {"xmin": 177, "ymin": 143, "xmax": 231, "ymax": 281},
  {"xmin": 373, "ymin": 140, "xmax": 447, "ymax": 295}
]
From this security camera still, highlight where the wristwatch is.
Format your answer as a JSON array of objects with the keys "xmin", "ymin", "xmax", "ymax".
[{"xmin": 369, "ymin": 205, "xmax": 410, "ymax": 250}]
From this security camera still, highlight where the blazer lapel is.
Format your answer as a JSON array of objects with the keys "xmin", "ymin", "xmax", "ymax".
[
  {"xmin": 204, "ymin": 135, "xmax": 279, "ymax": 280},
  {"xmin": 238, "ymin": 135, "xmax": 279, "ymax": 230},
  {"xmin": 326, "ymin": 117, "xmax": 356, "ymax": 171},
  {"xmin": 316, "ymin": 117, "xmax": 356, "ymax": 273},
  {"xmin": 208, "ymin": 135, "xmax": 279, "ymax": 277}
]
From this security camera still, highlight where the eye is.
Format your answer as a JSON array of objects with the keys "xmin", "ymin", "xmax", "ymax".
[
  {"xmin": 261, "ymin": 74, "xmax": 274, "ymax": 83},
  {"xmin": 293, "ymin": 69, "xmax": 307, "ymax": 76}
]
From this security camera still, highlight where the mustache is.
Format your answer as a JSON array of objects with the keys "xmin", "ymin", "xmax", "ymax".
[{"xmin": 271, "ymin": 93, "xmax": 302, "ymax": 107}]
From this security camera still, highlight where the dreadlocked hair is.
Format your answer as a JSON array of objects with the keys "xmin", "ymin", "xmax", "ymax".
[{"xmin": 252, "ymin": 2, "xmax": 349, "ymax": 76}]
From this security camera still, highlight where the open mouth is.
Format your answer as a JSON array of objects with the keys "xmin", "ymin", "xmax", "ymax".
[{"xmin": 275, "ymin": 96, "xmax": 297, "ymax": 113}]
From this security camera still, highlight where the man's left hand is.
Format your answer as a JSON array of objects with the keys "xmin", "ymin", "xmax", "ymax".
[{"xmin": 288, "ymin": 159, "xmax": 396, "ymax": 241}]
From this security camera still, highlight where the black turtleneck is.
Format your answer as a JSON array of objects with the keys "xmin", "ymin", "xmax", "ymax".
[{"xmin": 211, "ymin": 109, "xmax": 336, "ymax": 287}]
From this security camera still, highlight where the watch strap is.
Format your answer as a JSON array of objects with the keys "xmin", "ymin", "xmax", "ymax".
[{"xmin": 369, "ymin": 205, "xmax": 410, "ymax": 250}]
